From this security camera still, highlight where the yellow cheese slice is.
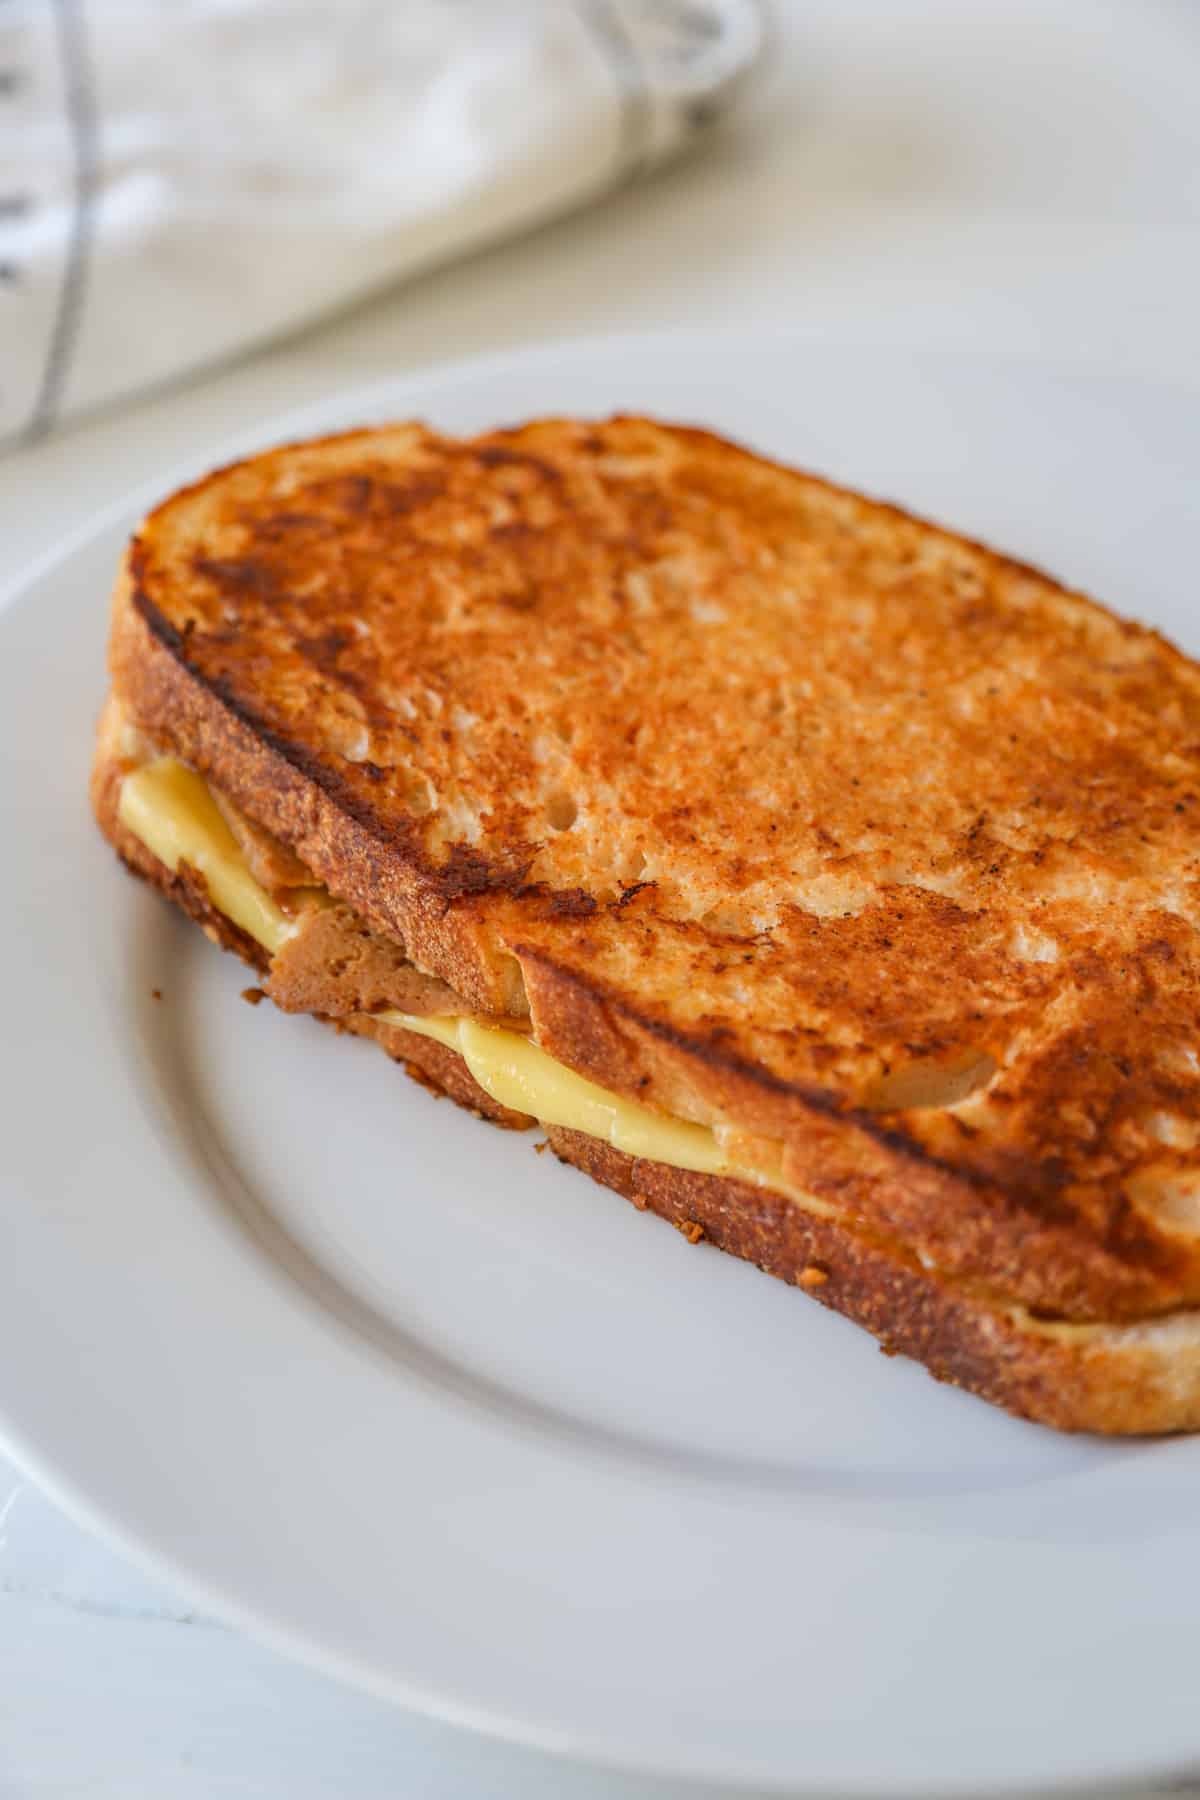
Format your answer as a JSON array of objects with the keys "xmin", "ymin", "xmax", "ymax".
[
  {"xmin": 379, "ymin": 1011, "xmax": 729, "ymax": 1176},
  {"xmin": 119, "ymin": 759, "xmax": 295, "ymax": 955}
]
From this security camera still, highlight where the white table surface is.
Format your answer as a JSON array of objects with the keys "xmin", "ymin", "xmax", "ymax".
[{"xmin": 4, "ymin": 3, "xmax": 1200, "ymax": 1795}]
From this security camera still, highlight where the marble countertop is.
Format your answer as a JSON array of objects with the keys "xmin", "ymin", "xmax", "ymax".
[{"xmin": 3, "ymin": 2, "xmax": 1200, "ymax": 1793}]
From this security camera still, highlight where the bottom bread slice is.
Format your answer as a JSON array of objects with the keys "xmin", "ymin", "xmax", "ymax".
[{"xmin": 93, "ymin": 755, "xmax": 1200, "ymax": 1434}]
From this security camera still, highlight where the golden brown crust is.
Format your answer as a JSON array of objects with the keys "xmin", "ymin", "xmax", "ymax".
[{"xmin": 101, "ymin": 417, "xmax": 1200, "ymax": 1338}]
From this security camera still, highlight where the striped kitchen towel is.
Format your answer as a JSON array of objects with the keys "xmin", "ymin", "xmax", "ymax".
[{"xmin": 1, "ymin": 0, "xmax": 761, "ymax": 448}]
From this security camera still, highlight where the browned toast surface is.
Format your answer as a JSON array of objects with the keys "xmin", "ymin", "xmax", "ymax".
[{"xmin": 108, "ymin": 418, "xmax": 1200, "ymax": 1335}]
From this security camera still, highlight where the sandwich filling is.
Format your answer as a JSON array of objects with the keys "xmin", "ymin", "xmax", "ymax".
[{"xmin": 118, "ymin": 756, "xmax": 743, "ymax": 1180}]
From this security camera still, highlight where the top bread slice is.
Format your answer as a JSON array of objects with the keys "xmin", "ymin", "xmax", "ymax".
[{"xmin": 108, "ymin": 416, "xmax": 1200, "ymax": 1335}]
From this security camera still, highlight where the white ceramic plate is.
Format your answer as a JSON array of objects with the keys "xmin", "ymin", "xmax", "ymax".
[{"xmin": 3, "ymin": 336, "xmax": 1200, "ymax": 1797}]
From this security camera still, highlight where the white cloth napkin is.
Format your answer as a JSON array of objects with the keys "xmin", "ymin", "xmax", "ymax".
[{"xmin": 1, "ymin": 0, "xmax": 761, "ymax": 449}]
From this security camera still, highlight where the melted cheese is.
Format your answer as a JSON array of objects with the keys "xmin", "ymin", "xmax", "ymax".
[
  {"xmin": 119, "ymin": 759, "xmax": 296, "ymax": 954},
  {"xmin": 117, "ymin": 757, "xmax": 732, "ymax": 1177},
  {"xmin": 379, "ymin": 1012, "xmax": 729, "ymax": 1175}
]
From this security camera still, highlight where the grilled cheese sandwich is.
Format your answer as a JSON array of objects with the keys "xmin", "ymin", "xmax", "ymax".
[{"xmin": 91, "ymin": 414, "xmax": 1200, "ymax": 1432}]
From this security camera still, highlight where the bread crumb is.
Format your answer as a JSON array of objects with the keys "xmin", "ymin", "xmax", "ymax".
[
  {"xmin": 241, "ymin": 986, "xmax": 266, "ymax": 1006},
  {"xmin": 799, "ymin": 1264, "xmax": 829, "ymax": 1288},
  {"xmin": 676, "ymin": 1218, "xmax": 705, "ymax": 1245},
  {"xmin": 630, "ymin": 1191, "xmax": 650, "ymax": 1212}
]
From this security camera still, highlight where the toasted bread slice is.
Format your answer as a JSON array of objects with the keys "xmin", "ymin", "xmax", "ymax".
[{"xmin": 94, "ymin": 417, "xmax": 1200, "ymax": 1431}]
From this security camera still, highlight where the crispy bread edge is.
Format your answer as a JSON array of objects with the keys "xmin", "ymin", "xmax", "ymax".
[{"xmin": 93, "ymin": 731, "xmax": 1200, "ymax": 1433}]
